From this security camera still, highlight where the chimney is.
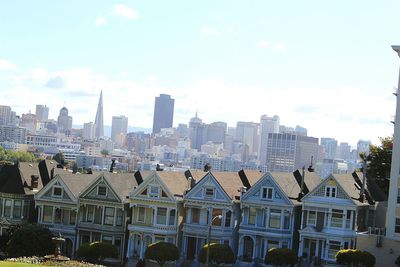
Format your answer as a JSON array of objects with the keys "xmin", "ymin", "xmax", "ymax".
[
  {"xmin": 238, "ymin": 170, "xmax": 251, "ymax": 189},
  {"xmin": 109, "ymin": 158, "xmax": 116, "ymax": 173},
  {"xmin": 134, "ymin": 171, "xmax": 143, "ymax": 185},
  {"xmin": 31, "ymin": 175, "xmax": 39, "ymax": 190},
  {"xmin": 50, "ymin": 167, "xmax": 55, "ymax": 180},
  {"xmin": 187, "ymin": 177, "xmax": 196, "ymax": 191}
]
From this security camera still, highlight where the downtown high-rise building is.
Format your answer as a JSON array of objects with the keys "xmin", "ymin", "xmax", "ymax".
[
  {"xmin": 258, "ymin": 114, "xmax": 280, "ymax": 165},
  {"xmin": 83, "ymin": 122, "xmax": 96, "ymax": 141},
  {"xmin": 152, "ymin": 94, "xmax": 174, "ymax": 134},
  {"xmin": 111, "ymin": 115, "xmax": 128, "ymax": 143},
  {"xmin": 236, "ymin": 121, "xmax": 259, "ymax": 154},
  {"xmin": 95, "ymin": 90, "xmax": 104, "ymax": 139},
  {"xmin": 320, "ymin": 137, "xmax": 338, "ymax": 159},
  {"xmin": 0, "ymin": 105, "xmax": 12, "ymax": 126},
  {"xmin": 57, "ymin": 107, "xmax": 72, "ymax": 134},
  {"xmin": 35, "ymin": 104, "xmax": 49, "ymax": 122}
]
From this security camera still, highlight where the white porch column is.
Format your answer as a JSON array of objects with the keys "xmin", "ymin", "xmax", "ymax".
[
  {"xmin": 315, "ymin": 239, "xmax": 320, "ymax": 258},
  {"xmin": 298, "ymin": 237, "xmax": 303, "ymax": 257},
  {"xmin": 126, "ymin": 235, "xmax": 132, "ymax": 258},
  {"xmin": 252, "ymin": 237, "xmax": 256, "ymax": 260}
]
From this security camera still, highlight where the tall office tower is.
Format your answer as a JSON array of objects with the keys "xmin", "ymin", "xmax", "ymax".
[
  {"xmin": 339, "ymin": 142, "xmax": 351, "ymax": 160},
  {"xmin": 0, "ymin": 105, "xmax": 12, "ymax": 126},
  {"xmin": 111, "ymin": 115, "xmax": 128, "ymax": 142},
  {"xmin": 386, "ymin": 45, "xmax": 400, "ymax": 240},
  {"xmin": 152, "ymin": 94, "xmax": 174, "ymax": 134},
  {"xmin": 176, "ymin": 123, "xmax": 189, "ymax": 138},
  {"xmin": 189, "ymin": 113, "xmax": 203, "ymax": 149},
  {"xmin": 357, "ymin": 139, "xmax": 371, "ymax": 156},
  {"xmin": 83, "ymin": 122, "xmax": 96, "ymax": 140},
  {"xmin": 95, "ymin": 90, "xmax": 104, "ymax": 139},
  {"xmin": 320, "ymin": 137, "xmax": 338, "ymax": 159},
  {"xmin": 265, "ymin": 132, "xmax": 319, "ymax": 172},
  {"xmin": 236, "ymin": 121, "xmax": 260, "ymax": 154},
  {"xmin": 259, "ymin": 115, "xmax": 280, "ymax": 165},
  {"xmin": 20, "ymin": 113, "xmax": 37, "ymax": 133},
  {"xmin": 0, "ymin": 125, "xmax": 27, "ymax": 143},
  {"xmin": 57, "ymin": 107, "xmax": 73, "ymax": 134},
  {"xmin": 35, "ymin": 104, "xmax": 49, "ymax": 122},
  {"xmin": 295, "ymin": 125, "xmax": 308, "ymax": 136},
  {"xmin": 207, "ymin": 121, "xmax": 227, "ymax": 144}
]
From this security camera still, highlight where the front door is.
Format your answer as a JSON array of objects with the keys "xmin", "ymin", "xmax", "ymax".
[{"xmin": 186, "ymin": 237, "xmax": 196, "ymax": 260}]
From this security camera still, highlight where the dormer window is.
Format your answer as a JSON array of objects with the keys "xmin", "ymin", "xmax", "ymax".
[
  {"xmin": 52, "ymin": 187, "xmax": 63, "ymax": 197},
  {"xmin": 149, "ymin": 186, "xmax": 159, "ymax": 198},
  {"xmin": 261, "ymin": 187, "xmax": 273, "ymax": 200},
  {"xmin": 205, "ymin": 188, "xmax": 214, "ymax": 198},
  {"xmin": 326, "ymin": 186, "xmax": 336, "ymax": 198},
  {"xmin": 98, "ymin": 186, "xmax": 107, "ymax": 196}
]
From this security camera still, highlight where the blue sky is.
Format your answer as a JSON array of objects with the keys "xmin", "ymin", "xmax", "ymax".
[{"xmin": 1, "ymin": 0, "xmax": 400, "ymax": 146}]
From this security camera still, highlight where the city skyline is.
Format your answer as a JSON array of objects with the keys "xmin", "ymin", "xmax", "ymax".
[{"xmin": 1, "ymin": 1, "xmax": 400, "ymax": 146}]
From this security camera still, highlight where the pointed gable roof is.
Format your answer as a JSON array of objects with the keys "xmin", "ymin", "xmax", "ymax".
[
  {"xmin": 57, "ymin": 173, "xmax": 99, "ymax": 197},
  {"xmin": 155, "ymin": 171, "xmax": 189, "ymax": 197},
  {"xmin": 211, "ymin": 171, "xmax": 245, "ymax": 200},
  {"xmin": 100, "ymin": 172, "xmax": 138, "ymax": 200}
]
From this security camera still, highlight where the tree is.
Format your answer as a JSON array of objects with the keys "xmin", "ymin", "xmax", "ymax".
[
  {"xmin": 0, "ymin": 146, "xmax": 38, "ymax": 165},
  {"xmin": 361, "ymin": 136, "xmax": 392, "ymax": 196},
  {"xmin": 6, "ymin": 224, "xmax": 54, "ymax": 257},
  {"xmin": 144, "ymin": 241, "xmax": 179, "ymax": 267},
  {"xmin": 395, "ymin": 255, "xmax": 400, "ymax": 267},
  {"xmin": 76, "ymin": 241, "xmax": 118, "ymax": 263},
  {"xmin": 336, "ymin": 249, "xmax": 374, "ymax": 267},
  {"xmin": 198, "ymin": 243, "xmax": 235, "ymax": 267},
  {"xmin": 265, "ymin": 248, "xmax": 297, "ymax": 267},
  {"xmin": 101, "ymin": 149, "xmax": 109, "ymax": 157},
  {"xmin": 53, "ymin": 152, "xmax": 65, "ymax": 166}
]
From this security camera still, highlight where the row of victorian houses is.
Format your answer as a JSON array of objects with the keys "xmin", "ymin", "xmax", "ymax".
[{"xmin": 0, "ymin": 160, "xmax": 387, "ymax": 266}]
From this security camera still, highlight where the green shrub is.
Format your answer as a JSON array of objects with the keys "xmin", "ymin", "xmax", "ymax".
[
  {"xmin": 197, "ymin": 243, "xmax": 235, "ymax": 267},
  {"xmin": 265, "ymin": 248, "xmax": 297, "ymax": 267},
  {"xmin": 144, "ymin": 241, "xmax": 179, "ymax": 267},
  {"xmin": 336, "ymin": 249, "xmax": 375, "ymax": 267},
  {"xmin": 6, "ymin": 224, "xmax": 54, "ymax": 257},
  {"xmin": 76, "ymin": 241, "xmax": 118, "ymax": 263}
]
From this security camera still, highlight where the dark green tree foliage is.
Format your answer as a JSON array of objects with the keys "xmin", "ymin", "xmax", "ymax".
[
  {"xmin": 336, "ymin": 249, "xmax": 375, "ymax": 267},
  {"xmin": 361, "ymin": 136, "xmax": 392, "ymax": 196},
  {"xmin": 198, "ymin": 243, "xmax": 235, "ymax": 267},
  {"xmin": 0, "ymin": 146, "xmax": 37, "ymax": 165},
  {"xmin": 76, "ymin": 241, "xmax": 118, "ymax": 263},
  {"xmin": 6, "ymin": 224, "xmax": 54, "ymax": 257},
  {"xmin": 145, "ymin": 241, "xmax": 180, "ymax": 267},
  {"xmin": 52, "ymin": 152, "xmax": 65, "ymax": 166},
  {"xmin": 395, "ymin": 255, "xmax": 400, "ymax": 267},
  {"xmin": 265, "ymin": 248, "xmax": 297, "ymax": 267}
]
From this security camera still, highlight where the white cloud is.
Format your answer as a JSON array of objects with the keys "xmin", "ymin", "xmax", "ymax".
[
  {"xmin": 95, "ymin": 17, "xmax": 107, "ymax": 26},
  {"xmin": 274, "ymin": 42, "xmax": 286, "ymax": 52},
  {"xmin": 112, "ymin": 4, "xmax": 139, "ymax": 20},
  {"xmin": 201, "ymin": 26, "xmax": 220, "ymax": 36},
  {"xmin": 258, "ymin": 40, "xmax": 270, "ymax": 49},
  {"xmin": 0, "ymin": 59, "xmax": 18, "ymax": 71}
]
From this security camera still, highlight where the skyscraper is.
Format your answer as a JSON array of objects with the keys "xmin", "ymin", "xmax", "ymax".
[
  {"xmin": 57, "ymin": 107, "xmax": 72, "ymax": 134},
  {"xmin": 111, "ymin": 115, "xmax": 128, "ymax": 143},
  {"xmin": 83, "ymin": 122, "xmax": 96, "ymax": 140},
  {"xmin": 236, "ymin": 121, "xmax": 259, "ymax": 154},
  {"xmin": 320, "ymin": 137, "xmax": 338, "ymax": 159},
  {"xmin": 95, "ymin": 90, "xmax": 104, "ymax": 139},
  {"xmin": 0, "ymin": 105, "xmax": 12, "ymax": 126},
  {"xmin": 152, "ymin": 94, "xmax": 174, "ymax": 134},
  {"xmin": 35, "ymin": 104, "xmax": 49, "ymax": 122},
  {"xmin": 259, "ymin": 114, "xmax": 280, "ymax": 165}
]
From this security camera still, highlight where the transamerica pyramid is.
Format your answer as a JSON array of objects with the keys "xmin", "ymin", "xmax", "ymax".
[{"xmin": 95, "ymin": 90, "xmax": 104, "ymax": 139}]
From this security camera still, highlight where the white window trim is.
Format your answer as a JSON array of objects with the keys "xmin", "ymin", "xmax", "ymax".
[
  {"xmin": 155, "ymin": 207, "xmax": 168, "ymax": 225},
  {"xmin": 261, "ymin": 187, "xmax": 274, "ymax": 200},
  {"xmin": 97, "ymin": 186, "xmax": 107, "ymax": 197},
  {"xmin": 137, "ymin": 206, "xmax": 146, "ymax": 223},
  {"xmin": 326, "ymin": 186, "xmax": 337, "ymax": 198},
  {"xmin": 307, "ymin": 210, "xmax": 317, "ymax": 226},
  {"xmin": 149, "ymin": 185, "xmax": 159, "ymax": 198},
  {"xmin": 204, "ymin": 187, "xmax": 215, "ymax": 199},
  {"xmin": 52, "ymin": 186, "xmax": 63, "ymax": 198}
]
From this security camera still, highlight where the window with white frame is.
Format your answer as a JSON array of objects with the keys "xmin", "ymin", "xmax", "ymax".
[
  {"xmin": 52, "ymin": 187, "xmax": 63, "ymax": 197},
  {"xmin": 248, "ymin": 207, "xmax": 257, "ymax": 225},
  {"xmin": 283, "ymin": 211, "xmax": 290, "ymax": 229},
  {"xmin": 396, "ymin": 217, "xmax": 400, "ymax": 233},
  {"xmin": 397, "ymin": 188, "xmax": 400, "ymax": 203},
  {"xmin": 156, "ymin": 207, "xmax": 167, "ymax": 225},
  {"xmin": 330, "ymin": 209, "xmax": 343, "ymax": 228},
  {"xmin": 98, "ymin": 186, "xmax": 107, "ymax": 196},
  {"xmin": 149, "ymin": 186, "xmax": 159, "ymax": 198},
  {"xmin": 116, "ymin": 209, "xmax": 123, "ymax": 226},
  {"xmin": 69, "ymin": 210, "xmax": 76, "ymax": 225},
  {"xmin": 261, "ymin": 187, "xmax": 273, "ymax": 200},
  {"xmin": 269, "ymin": 209, "xmax": 281, "ymax": 229},
  {"xmin": 307, "ymin": 210, "xmax": 317, "ymax": 225},
  {"xmin": 168, "ymin": 209, "xmax": 176, "ymax": 225},
  {"xmin": 43, "ymin": 205, "xmax": 53, "ymax": 223},
  {"xmin": 12, "ymin": 200, "xmax": 22, "ymax": 218},
  {"xmin": 212, "ymin": 209, "xmax": 222, "ymax": 226},
  {"xmin": 326, "ymin": 186, "xmax": 337, "ymax": 197},
  {"xmin": 4, "ymin": 199, "xmax": 11, "ymax": 217},
  {"xmin": 225, "ymin": 210, "xmax": 232, "ymax": 227},
  {"xmin": 86, "ymin": 205, "xmax": 94, "ymax": 223},
  {"xmin": 328, "ymin": 241, "xmax": 341, "ymax": 259},
  {"xmin": 104, "ymin": 207, "xmax": 115, "ymax": 225},
  {"xmin": 205, "ymin": 188, "xmax": 215, "ymax": 198},
  {"xmin": 191, "ymin": 208, "xmax": 200, "ymax": 223},
  {"xmin": 137, "ymin": 206, "xmax": 145, "ymax": 223}
]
